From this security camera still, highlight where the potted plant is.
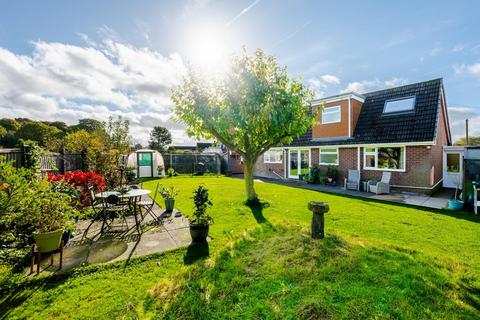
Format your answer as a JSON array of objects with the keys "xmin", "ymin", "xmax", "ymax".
[
  {"xmin": 157, "ymin": 165, "xmax": 164, "ymax": 177},
  {"xmin": 448, "ymin": 174, "xmax": 464, "ymax": 211},
  {"xmin": 159, "ymin": 185, "xmax": 178, "ymax": 212},
  {"xmin": 29, "ymin": 188, "xmax": 76, "ymax": 253},
  {"xmin": 189, "ymin": 185, "xmax": 213, "ymax": 243}
]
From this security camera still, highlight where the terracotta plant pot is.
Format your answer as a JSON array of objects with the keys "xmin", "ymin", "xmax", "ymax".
[
  {"xmin": 189, "ymin": 223, "xmax": 209, "ymax": 243},
  {"xmin": 33, "ymin": 228, "xmax": 64, "ymax": 253},
  {"xmin": 164, "ymin": 198, "xmax": 175, "ymax": 212}
]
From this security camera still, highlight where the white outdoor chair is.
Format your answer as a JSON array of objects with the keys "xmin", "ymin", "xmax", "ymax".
[
  {"xmin": 368, "ymin": 172, "xmax": 392, "ymax": 195},
  {"xmin": 344, "ymin": 169, "xmax": 360, "ymax": 191},
  {"xmin": 474, "ymin": 184, "xmax": 479, "ymax": 215}
]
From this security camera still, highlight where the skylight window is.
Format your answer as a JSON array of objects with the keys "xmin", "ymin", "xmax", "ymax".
[{"xmin": 383, "ymin": 97, "xmax": 415, "ymax": 114}]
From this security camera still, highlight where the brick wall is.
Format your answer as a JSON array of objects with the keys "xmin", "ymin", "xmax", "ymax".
[{"xmin": 253, "ymin": 150, "xmax": 285, "ymax": 179}]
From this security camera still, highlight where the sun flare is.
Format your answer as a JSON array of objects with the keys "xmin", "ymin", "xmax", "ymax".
[{"xmin": 187, "ymin": 26, "xmax": 231, "ymax": 74}]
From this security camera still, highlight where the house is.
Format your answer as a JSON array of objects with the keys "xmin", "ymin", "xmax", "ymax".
[{"xmin": 254, "ymin": 78, "xmax": 452, "ymax": 194}]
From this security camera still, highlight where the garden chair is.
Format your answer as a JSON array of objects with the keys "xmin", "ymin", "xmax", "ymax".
[
  {"xmin": 344, "ymin": 169, "xmax": 360, "ymax": 191},
  {"xmin": 138, "ymin": 182, "xmax": 161, "ymax": 223},
  {"xmin": 102, "ymin": 194, "xmax": 130, "ymax": 232},
  {"xmin": 368, "ymin": 172, "xmax": 392, "ymax": 195}
]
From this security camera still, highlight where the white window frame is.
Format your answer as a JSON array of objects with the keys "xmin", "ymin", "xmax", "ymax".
[
  {"xmin": 363, "ymin": 146, "xmax": 406, "ymax": 172},
  {"xmin": 264, "ymin": 149, "xmax": 283, "ymax": 164},
  {"xmin": 288, "ymin": 148, "xmax": 311, "ymax": 178},
  {"xmin": 319, "ymin": 147, "xmax": 339, "ymax": 166},
  {"xmin": 321, "ymin": 105, "xmax": 341, "ymax": 124},
  {"xmin": 383, "ymin": 96, "xmax": 415, "ymax": 114}
]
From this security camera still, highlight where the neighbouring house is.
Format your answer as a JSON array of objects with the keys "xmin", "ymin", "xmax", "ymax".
[{"xmin": 254, "ymin": 78, "xmax": 453, "ymax": 194}]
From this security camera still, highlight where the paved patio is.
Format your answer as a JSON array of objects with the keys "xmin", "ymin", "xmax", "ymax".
[
  {"xmin": 252, "ymin": 177, "xmax": 453, "ymax": 210},
  {"xmin": 29, "ymin": 197, "xmax": 192, "ymax": 275}
]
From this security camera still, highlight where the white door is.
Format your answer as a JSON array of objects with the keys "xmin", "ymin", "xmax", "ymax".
[
  {"xmin": 137, "ymin": 152, "xmax": 153, "ymax": 178},
  {"xmin": 443, "ymin": 151, "xmax": 463, "ymax": 188},
  {"xmin": 288, "ymin": 149, "xmax": 310, "ymax": 178}
]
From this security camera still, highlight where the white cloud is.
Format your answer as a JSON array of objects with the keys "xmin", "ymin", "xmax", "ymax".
[
  {"xmin": 448, "ymin": 106, "xmax": 480, "ymax": 142},
  {"xmin": 307, "ymin": 74, "xmax": 340, "ymax": 98},
  {"xmin": 0, "ymin": 36, "xmax": 191, "ymax": 145},
  {"xmin": 452, "ymin": 43, "xmax": 466, "ymax": 52},
  {"xmin": 454, "ymin": 63, "xmax": 480, "ymax": 76},
  {"xmin": 341, "ymin": 78, "xmax": 408, "ymax": 94},
  {"xmin": 320, "ymin": 74, "xmax": 340, "ymax": 85}
]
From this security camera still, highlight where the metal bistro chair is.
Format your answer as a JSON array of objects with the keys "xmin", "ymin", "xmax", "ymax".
[
  {"xmin": 137, "ymin": 182, "xmax": 162, "ymax": 224},
  {"xmin": 102, "ymin": 194, "xmax": 130, "ymax": 232}
]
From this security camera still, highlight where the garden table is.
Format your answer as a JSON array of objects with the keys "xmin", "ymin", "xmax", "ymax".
[{"xmin": 95, "ymin": 189, "xmax": 151, "ymax": 232}]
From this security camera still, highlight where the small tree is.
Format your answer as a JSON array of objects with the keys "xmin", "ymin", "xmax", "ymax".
[
  {"xmin": 172, "ymin": 49, "xmax": 315, "ymax": 203},
  {"xmin": 148, "ymin": 126, "xmax": 172, "ymax": 151}
]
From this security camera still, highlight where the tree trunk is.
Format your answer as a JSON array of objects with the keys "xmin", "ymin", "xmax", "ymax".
[{"xmin": 244, "ymin": 159, "xmax": 258, "ymax": 203}]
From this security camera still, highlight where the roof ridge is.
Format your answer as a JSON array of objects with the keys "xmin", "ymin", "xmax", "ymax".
[{"xmin": 363, "ymin": 78, "xmax": 443, "ymax": 96}]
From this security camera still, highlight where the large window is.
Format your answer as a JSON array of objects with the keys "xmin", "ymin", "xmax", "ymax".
[
  {"xmin": 264, "ymin": 149, "xmax": 283, "ymax": 163},
  {"xmin": 319, "ymin": 148, "xmax": 338, "ymax": 165},
  {"xmin": 322, "ymin": 106, "xmax": 341, "ymax": 124},
  {"xmin": 364, "ymin": 146, "xmax": 405, "ymax": 171},
  {"xmin": 383, "ymin": 97, "xmax": 415, "ymax": 114}
]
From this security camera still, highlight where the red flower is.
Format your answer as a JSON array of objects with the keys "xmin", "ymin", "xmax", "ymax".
[{"xmin": 48, "ymin": 171, "xmax": 106, "ymax": 207}]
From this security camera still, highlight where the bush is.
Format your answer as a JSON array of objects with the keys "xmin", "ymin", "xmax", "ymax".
[
  {"xmin": 189, "ymin": 185, "xmax": 213, "ymax": 225},
  {"xmin": 0, "ymin": 160, "xmax": 78, "ymax": 264},
  {"xmin": 166, "ymin": 167, "xmax": 177, "ymax": 177},
  {"xmin": 326, "ymin": 165, "xmax": 338, "ymax": 183},
  {"xmin": 308, "ymin": 164, "xmax": 321, "ymax": 184},
  {"xmin": 48, "ymin": 171, "xmax": 106, "ymax": 207}
]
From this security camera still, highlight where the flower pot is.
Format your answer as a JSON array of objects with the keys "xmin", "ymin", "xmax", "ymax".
[
  {"xmin": 189, "ymin": 223, "xmax": 209, "ymax": 243},
  {"xmin": 33, "ymin": 228, "xmax": 64, "ymax": 253},
  {"xmin": 164, "ymin": 198, "xmax": 175, "ymax": 212},
  {"xmin": 448, "ymin": 199, "xmax": 464, "ymax": 211}
]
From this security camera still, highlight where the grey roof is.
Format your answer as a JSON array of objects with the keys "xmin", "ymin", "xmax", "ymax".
[{"xmin": 287, "ymin": 78, "xmax": 444, "ymax": 147}]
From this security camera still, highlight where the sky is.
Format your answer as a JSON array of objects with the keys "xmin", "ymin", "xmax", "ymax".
[{"xmin": 0, "ymin": 0, "xmax": 479, "ymax": 145}]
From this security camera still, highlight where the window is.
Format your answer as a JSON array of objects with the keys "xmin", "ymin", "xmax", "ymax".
[
  {"xmin": 383, "ymin": 97, "xmax": 415, "ymax": 114},
  {"xmin": 264, "ymin": 149, "xmax": 283, "ymax": 163},
  {"xmin": 322, "ymin": 106, "xmax": 341, "ymax": 124},
  {"xmin": 446, "ymin": 153, "xmax": 460, "ymax": 173},
  {"xmin": 319, "ymin": 148, "xmax": 338, "ymax": 165},
  {"xmin": 364, "ymin": 146, "xmax": 405, "ymax": 171}
]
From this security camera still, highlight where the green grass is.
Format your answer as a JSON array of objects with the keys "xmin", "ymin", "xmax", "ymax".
[{"xmin": 1, "ymin": 176, "xmax": 480, "ymax": 319}]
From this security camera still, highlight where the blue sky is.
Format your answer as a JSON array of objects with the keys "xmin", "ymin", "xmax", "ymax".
[{"xmin": 0, "ymin": 0, "xmax": 479, "ymax": 144}]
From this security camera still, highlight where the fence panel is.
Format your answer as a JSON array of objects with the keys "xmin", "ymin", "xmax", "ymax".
[
  {"xmin": 163, "ymin": 153, "xmax": 222, "ymax": 174},
  {"xmin": 0, "ymin": 148, "xmax": 23, "ymax": 167}
]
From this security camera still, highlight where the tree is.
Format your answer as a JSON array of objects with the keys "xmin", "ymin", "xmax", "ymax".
[
  {"xmin": 148, "ymin": 126, "xmax": 172, "ymax": 151},
  {"xmin": 69, "ymin": 118, "xmax": 105, "ymax": 135},
  {"xmin": 15, "ymin": 121, "xmax": 62, "ymax": 149},
  {"xmin": 454, "ymin": 136, "xmax": 480, "ymax": 146},
  {"xmin": 0, "ymin": 118, "xmax": 20, "ymax": 131},
  {"xmin": 105, "ymin": 116, "xmax": 131, "ymax": 154},
  {"xmin": 0, "ymin": 126, "xmax": 6, "ymax": 139},
  {"xmin": 172, "ymin": 49, "xmax": 315, "ymax": 203}
]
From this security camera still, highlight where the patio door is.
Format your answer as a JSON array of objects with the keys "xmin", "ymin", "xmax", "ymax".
[
  {"xmin": 137, "ymin": 152, "xmax": 153, "ymax": 178},
  {"xmin": 288, "ymin": 149, "xmax": 310, "ymax": 178},
  {"xmin": 443, "ymin": 149, "xmax": 464, "ymax": 189}
]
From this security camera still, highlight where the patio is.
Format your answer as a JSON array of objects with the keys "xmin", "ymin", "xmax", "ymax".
[
  {"xmin": 28, "ymin": 196, "xmax": 191, "ymax": 275},
  {"xmin": 251, "ymin": 177, "xmax": 453, "ymax": 210}
]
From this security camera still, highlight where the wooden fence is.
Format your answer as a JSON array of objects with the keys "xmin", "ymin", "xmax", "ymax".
[{"xmin": 0, "ymin": 148, "xmax": 84, "ymax": 174}]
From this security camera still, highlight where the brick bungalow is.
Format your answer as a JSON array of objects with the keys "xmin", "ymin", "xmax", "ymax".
[{"xmin": 253, "ymin": 78, "xmax": 452, "ymax": 194}]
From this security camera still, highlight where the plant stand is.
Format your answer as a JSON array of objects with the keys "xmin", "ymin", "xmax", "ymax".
[
  {"xmin": 30, "ymin": 240, "xmax": 64, "ymax": 275},
  {"xmin": 308, "ymin": 201, "xmax": 330, "ymax": 239}
]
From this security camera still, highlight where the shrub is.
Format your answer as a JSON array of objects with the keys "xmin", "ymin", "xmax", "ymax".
[
  {"xmin": 48, "ymin": 171, "xmax": 106, "ymax": 207},
  {"xmin": 189, "ymin": 185, "xmax": 213, "ymax": 225},
  {"xmin": 166, "ymin": 167, "xmax": 177, "ymax": 177},
  {"xmin": 326, "ymin": 165, "xmax": 338, "ymax": 183},
  {"xmin": 0, "ymin": 160, "xmax": 78, "ymax": 264},
  {"xmin": 308, "ymin": 164, "xmax": 321, "ymax": 184}
]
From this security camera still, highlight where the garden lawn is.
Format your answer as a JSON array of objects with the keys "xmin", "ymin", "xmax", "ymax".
[{"xmin": 1, "ymin": 176, "xmax": 479, "ymax": 319}]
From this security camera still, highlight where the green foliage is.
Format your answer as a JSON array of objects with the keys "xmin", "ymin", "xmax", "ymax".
[
  {"xmin": 105, "ymin": 116, "xmax": 131, "ymax": 154},
  {"xmin": 308, "ymin": 164, "xmax": 321, "ymax": 184},
  {"xmin": 326, "ymin": 165, "xmax": 338, "ymax": 182},
  {"xmin": 15, "ymin": 121, "xmax": 62, "ymax": 150},
  {"xmin": 166, "ymin": 167, "xmax": 177, "ymax": 177},
  {"xmin": 148, "ymin": 126, "xmax": 172, "ymax": 151},
  {"xmin": 0, "ymin": 118, "xmax": 20, "ymax": 131},
  {"xmin": 0, "ymin": 126, "xmax": 6, "ymax": 140},
  {"xmin": 172, "ymin": 48, "xmax": 315, "ymax": 201},
  {"xmin": 190, "ymin": 185, "xmax": 213, "ymax": 225},
  {"xmin": 0, "ymin": 159, "xmax": 77, "ymax": 263},
  {"xmin": 69, "ymin": 118, "xmax": 105, "ymax": 134},
  {"xmin": 454, "ymin": 136, "xmax": 480, "ymax": 146},
  {"xmin": 158, "ymin": 184, "xmax": 179, "ymax": 200}
]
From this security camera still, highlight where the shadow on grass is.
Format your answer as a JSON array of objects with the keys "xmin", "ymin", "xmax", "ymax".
[
  {"xmin": 246, "ymin": 200, "xmax": 271, "ymax": 225},
  {"xmin": 183, "ymin": 241, "xmax": 210, "ymax": 265},
  {"xmin": 148, "ymin": 224, "xmax": 480, "ymax": 319}
]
